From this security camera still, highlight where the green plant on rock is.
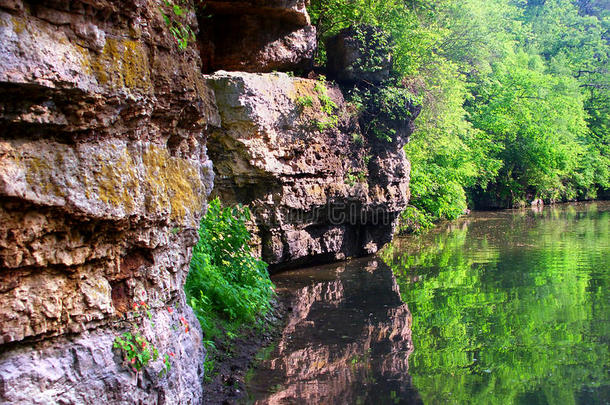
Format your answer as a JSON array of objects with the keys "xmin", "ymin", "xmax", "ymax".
[
  {"xmin": 159, "ymin": 0, "xmax": 195, "ymax": 50},
  {"xmin": 345, "ymin": 170, "xmax": 367, "ymax": 186},
  {"xmin": 312, "ymin": 115, "xmax": 339, "ymax": 131},
  {"xmin": 296, "ymin": 95, "xmax": 314, "ymax": 108},
  {"xmin": 113, "ymin": 301, "xmax": 176, "ymax": 376},
  {"xmin": 297, "ymin": 76, "xmax": 341, "ymax": 132},
  {"xmin": 314, "ymin": 76, "xmax": 338, "ymax": 115},
  {"xmin": 114, "ymin": 331, "xmax": 159, "ymax": 373},
  {"xmin": 358, "ymin": 85, "xmax": 421, "ymax": 142}
]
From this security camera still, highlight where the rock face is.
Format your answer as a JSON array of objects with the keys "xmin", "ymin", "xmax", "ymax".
[
  {"xmin": 198, "ymin": 0, "xmax": 316, "ymax": 72},
  {"xmin": 0, "ymin": 0, "xmax": 218, "ymax": 403},
  {"xmin": 326, "ymin": 25, "xmax": 393, "ymax": 84},
  {"xmin": 206, "ymin": 71, "xmax": 417, "ymax": 271}
]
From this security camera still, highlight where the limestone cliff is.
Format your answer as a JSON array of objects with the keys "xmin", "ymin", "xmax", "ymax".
[
  {"xmin": 206, "ymin": 71, "xmax": 416, "ymax": 271},
  {"xmin": 0, "ymin": 0, "xmax": 218, "ymax": 403},
  {"xmin": 0, "ymin": 0, "xmax": 419, "ymax": 402}
]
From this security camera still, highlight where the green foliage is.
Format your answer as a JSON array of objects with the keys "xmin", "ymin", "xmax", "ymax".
[
  {"xmin": 312, "ymin": 116, "xmax": 339, "ymax": 131},
  {"xmin": 112, "ymin": 301, "xmax": 175, "ymax": 376},
  {"xmin": 397, "ymin": 206, "xmax": 433, "ymax": 234},
  {"xmin": 186, "ymin": 198, "xmax": 274, "ymax": 329},
  {"xmin": 353, "ymin": 85, "xmax": 421, "ymax": 142},
  {"xmin": 309, "ymin": 0, "xmax": 609, "ymax": 220},
  {"xmin": 314, "ymin": 76, "xmax": 338, "ymax": 115},
  {"xmin": 300, "ymin": 76, "xmax": 340, "ymax": 131},
  {"xmin": 351, "ymin": 26, "xmax": 393, "ymax": 73},
  {"xmin": 185, "ymin": 198, "xmax": 275, "ymax": 372},
  {"xmin": 467, "ymin": 49, "xmax": 590, "ymax": 204},
  {"xmin": 114, "ymin": 331, "xmax": 159, "ymax": 372},
  {"xmin": 159, "ymin": 0, "xmax": 195, "ymax": 50},
  {"xmin": 345, "ymin": 170, "xmax": 367, "ymax": 186},
  {"xmin": 296, "ymin": 95, "xmax": 314, "ymax": 108}
]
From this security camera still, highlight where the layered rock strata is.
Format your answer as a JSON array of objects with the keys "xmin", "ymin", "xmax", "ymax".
[
  {"xmin": 198, "ymin": 0, "xmax": 316, "ymax": 72},
  {"xmin": 206, "ymin": 71, "xmax": 416, "ymax": 270},
  {"xmin": 0, "ymin": 0, "xmax": 218, "ymax": 403}
]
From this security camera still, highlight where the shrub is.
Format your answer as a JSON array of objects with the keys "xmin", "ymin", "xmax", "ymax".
[
  {"xmin": 185, "ymin": 198, "xmax": 274, "ymax": 341},
  {"xmin": 350, "ymin": 85, "xmax": 421, "ymax": 142}
]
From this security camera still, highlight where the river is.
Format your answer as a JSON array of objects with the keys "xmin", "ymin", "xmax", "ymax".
[{"xmin": 245, "ymin": 202, "xmax": 609, "ymax": 404}]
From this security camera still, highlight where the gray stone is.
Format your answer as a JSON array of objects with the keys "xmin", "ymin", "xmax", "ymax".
[
  {"xmin": 206, "ymin": 71, "xmax": 415, "ymax": 270},
  {"xmin": 0, "ymin": 0, "xmax": 217, "ymax": 402}
]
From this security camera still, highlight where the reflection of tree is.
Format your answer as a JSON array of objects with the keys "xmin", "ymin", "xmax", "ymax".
[
  {"xmin": 382, "ymin": 203, "xmax": 610, "ymax": 405},
  {"xmin": 248, "ymin": 259, "xmax": 423, "ymax": 404}
]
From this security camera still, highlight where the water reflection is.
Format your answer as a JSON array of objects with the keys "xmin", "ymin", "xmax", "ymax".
[
  {"xmin": 246, "ymin": 258, "xmax": 422, "ymax": 404},
  {"xmin": 382, "ymin": 202, "xmax": 610, "ymax": 405}
]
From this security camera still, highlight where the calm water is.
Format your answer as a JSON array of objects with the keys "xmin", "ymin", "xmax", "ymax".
[{"xmin": 246, "ymin": 202, "xmax": 610, "ymax": 404}]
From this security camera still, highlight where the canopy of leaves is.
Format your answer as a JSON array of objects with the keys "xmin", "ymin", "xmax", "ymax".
[{"xmin": 309, "ymin": 0, "xmax": 609, "ymax": 218}]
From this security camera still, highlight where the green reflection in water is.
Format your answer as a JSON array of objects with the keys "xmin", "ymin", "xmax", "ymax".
[{"xmin": 381, "ymin": 202, "xmax": 610, "ymax": 405}]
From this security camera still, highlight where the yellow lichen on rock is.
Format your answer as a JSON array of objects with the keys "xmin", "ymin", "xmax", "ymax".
[
  {"xmin": 142, "ymin": 145, "xmax": 204, "ymax": 222},
  {"xmin": 91, "ymin": 38, "xmax": 152, "ymax": 91},
  {"xmin": 21, "ymin": 153, "xmax": 66, "ymax": 199},
  {"xmin": 3, "ymin": 140, "xmax": 204, "ymax": 225},
  {"xmin": 10, "ymin": 16, "xmax": 26, "ymax": 34},
  {"xmin": 96, "ymin": 148, "xmax": 139, "ymax": 211}
]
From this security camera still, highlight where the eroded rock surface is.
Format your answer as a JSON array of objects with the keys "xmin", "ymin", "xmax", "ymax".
[
  {"xmin": 0, "ymin": 0, "xmax": 218, "ymax": 403},
  {"xmin": 206, "ymin": 71, "xmax": 416, "ymax": 270},
  {"xmin": 199, "ymin": 0, "xmax": 315, "ymax": 72}
]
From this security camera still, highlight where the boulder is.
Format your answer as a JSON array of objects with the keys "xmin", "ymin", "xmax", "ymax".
[
  {"xmin": 199, "ymin": 0, "xmax": 316, "ymax": 72},
  {"xmin": 326, "ymin": 25, "xmax": 393, "ymax": 84}
]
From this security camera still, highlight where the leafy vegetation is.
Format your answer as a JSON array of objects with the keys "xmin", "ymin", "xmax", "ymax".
[
  {"xmin": 112, "ymin": 301, "xmax": 173, "ymax": 377},
  {"xmin": 350, "ymin": 85, "xmax": 422, "ymax": 142},
  {"xmin": 308, "ymin": 0, "xmax": 609, "ymax": 225},
  {"xmin": 185, "ymin": 198, "xmax": 275, "ymax": 374},
  {"xmin": 114, "ymin": 331, "xmax": 160, "ymax": 372},
  {"xmin": 158, "ymin": 0, "xmax": 196, "ymax": 50}
]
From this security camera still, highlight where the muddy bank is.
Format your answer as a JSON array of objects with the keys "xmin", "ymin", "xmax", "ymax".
[{"xmin": 202, "ymin": 299, "xmax": 287, "ymax": 405}]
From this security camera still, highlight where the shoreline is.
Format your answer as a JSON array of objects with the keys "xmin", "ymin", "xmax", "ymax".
[{"xmin": 201, "ymin": 298, "xmax": 288, "ymax": 404}]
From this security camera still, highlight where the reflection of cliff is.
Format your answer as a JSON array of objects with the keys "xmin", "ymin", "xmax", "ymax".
[{"xmin": 248, "ymin": 259, "xmax": 423, "ymax": 404}]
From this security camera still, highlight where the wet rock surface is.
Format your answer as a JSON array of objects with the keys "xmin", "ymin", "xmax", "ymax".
[
  {"xmin": 246, "ymin": 258, "xmax": 423, "ymax": 404},
  {"xmin": 206, "ymin": 71, "xmax": 415, "ymax": 271},
  {"xmin": 0, "ymin": 0, "xmax": 217, "ymax": 402}
]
